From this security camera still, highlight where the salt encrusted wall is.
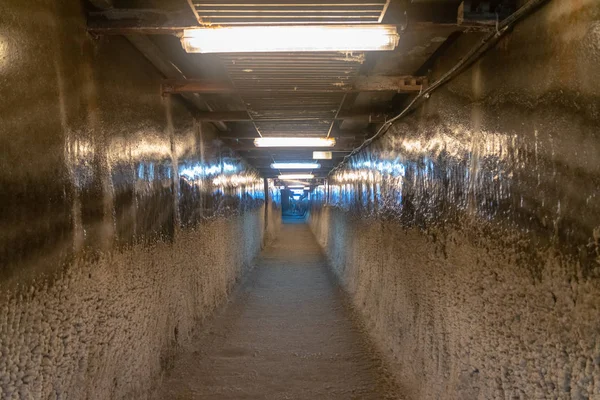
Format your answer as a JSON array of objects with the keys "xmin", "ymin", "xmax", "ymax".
[
  {"xmin": 0, "ymin": 1, "xmax": 268, "ymax": 398},
  {"xmin": 310, "ymin": 1, "xmax": 600, "ymax": 398}
]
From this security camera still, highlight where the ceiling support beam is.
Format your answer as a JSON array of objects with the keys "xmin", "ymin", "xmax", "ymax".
[
  {"xmin": 195, "ymin": 111, "xmax": 389, "ymax": 123},
  {"xmin": 353, "ymin": 75, "xmax": 428, "ymax": 92},
  {"xmin": 163, "ymin": 80, "xmax": 236, "ymax": 94},
  {"xmin": 220, "ymin": 127, "xmax": 368, "ymax": 139},
  {"xmin": 88, "ymin": 22, "xmax": 189, "ymax": 36},
  {"xmin": 162, "ymin": 76, "xmax": 428, "ymax": 95},
  {"xmin": 233, "ymin": 147, "xmax": 355, "ymax": 152},
  {"xmin": 87, "ymin": 9, "xmax": 496, "ymax": 36},
  {"xmin": 87, "ymin": 8, "xmax": 196, "ymax": 35},
  {"xmin": 88, "ymin": 21, "xmax": 492, "ymax": 36}
]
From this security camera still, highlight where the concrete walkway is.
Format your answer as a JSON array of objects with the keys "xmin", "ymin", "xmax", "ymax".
[{"xmin": 154, "ymin": 220, "xmax": 400, "ymax": 399}]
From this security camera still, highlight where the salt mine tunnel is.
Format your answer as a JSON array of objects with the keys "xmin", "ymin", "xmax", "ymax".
[{"xmin": 1, "ymin": 0, "xmax": 599, "ymax": 399}]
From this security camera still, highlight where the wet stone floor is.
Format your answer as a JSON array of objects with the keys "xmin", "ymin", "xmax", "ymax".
[{"xmin": 153, "ymin": 219, "xmax": 400, "ymax": 399}]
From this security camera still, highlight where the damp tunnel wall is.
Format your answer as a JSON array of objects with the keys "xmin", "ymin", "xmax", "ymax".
[
  {"xmin": 0, "ymin": 1, "xmax": 281, "ymax": 399},
  {"xmin": 309, "ymin": 1, "xmax": 600, "ymax": 399}
]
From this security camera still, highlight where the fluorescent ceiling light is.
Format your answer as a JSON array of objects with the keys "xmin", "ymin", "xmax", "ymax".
[
  {"xmin": 254, "ymin": 137, "xmax": 335, "ymax": 148},
  {"xmin": 287, "ymin": 185, "xmax": 305, "ymax": 189},
  {"xmin": 313, "ymin": 151, "xmax": 333, "ymax": 160},
  {"xmin": 181, "ymin": 25, "xmax": 399, "ymax": 54},
  {"xmin": 279, "ymin": 174, "xmax": 314, "ymax": 179},
  {"xmin": 271, "ymin": 162, "xmax": 320, "ymax": 170},
  {"xmin": 303, "ymin": 187, "xmax": 311, "ymax": 191}
]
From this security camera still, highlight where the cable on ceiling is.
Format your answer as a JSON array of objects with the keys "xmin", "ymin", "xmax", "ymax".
[{"xmin": 330, "ymin": 0, "xmax": 552, "ymax": 175}]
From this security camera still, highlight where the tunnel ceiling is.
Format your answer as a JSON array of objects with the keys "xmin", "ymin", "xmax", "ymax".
[{"xmin": 87, "ymin": 0, "xmax": 510, "ymax": 179}]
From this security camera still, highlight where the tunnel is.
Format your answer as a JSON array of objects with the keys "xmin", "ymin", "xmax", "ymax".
[{"xmin": 1, "ymin": 0, "xmax": 599, "ymax": 399}]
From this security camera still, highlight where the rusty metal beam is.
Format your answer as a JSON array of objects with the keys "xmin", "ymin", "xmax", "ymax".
[
  {"xmin": 352, "ymin": 75, "xmax": 428, "ymax": 92},
  {"xmin": 221, "ymin": 127, "xmax": 367, "ymax": 139},
  {"xmin": 233, "ymin": 147, "xmax": 354, "ymax": 152},
  {"xmin": 87, "ymin": 8, "xmax": 196, "ymax": 35},
  {"xmin": 163, "ymin": 76, "xmax": 428, "ymax": 95},
  {"xmin": 88, "ymin": 22, "xmax": 189, "ymax": 36},
  {"xmin": 87, "ymin": 13, "xmax": 491, "ymax": 36},
  {"xmin": 195, "ymin": 110, "xmax": 388, "ymax": 123},
  {"xmin": 88, "ymin": 21, "xmax": 491, "ymax": 36},
  {"xmin": 163, "ymin": 80, "xmax": 236, "ymax": 94}
]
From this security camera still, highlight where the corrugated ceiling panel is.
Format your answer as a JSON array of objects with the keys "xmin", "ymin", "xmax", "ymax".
[
  {"xmin": 191, "ymin": 1, "xmax": 389, "ymax": 25},
  {"xmin": 220, "ymin": 52, "xmax": 363, "ymax": 136}
]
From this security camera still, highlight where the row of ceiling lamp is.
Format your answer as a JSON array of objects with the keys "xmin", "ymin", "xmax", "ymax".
[
  {"xmin": 184, "ymin": 25, "xmax": 400, "ymax": 178},
  {"xmin": 259, "ymin": 138, "xmax": 335, "ymax": 170},
  {"xmin": 267, "ymin": 141, "xmax": 331, "ymax": 177}
]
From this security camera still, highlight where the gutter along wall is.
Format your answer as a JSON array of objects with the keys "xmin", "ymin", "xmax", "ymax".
[
  {"xmin": 310, "ymin": 1, "xmax": 600, "ymax": 398},
  {"xmin": 0, "ymin": 1, "xmax": 279, "ymax": 398}
]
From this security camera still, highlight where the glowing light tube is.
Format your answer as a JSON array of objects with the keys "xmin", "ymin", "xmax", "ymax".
[
  {"xmin": 271, "ymin": 162, "xmax": 320, "ymax": 169},
  {"xmin": 313, "ymin": 151, "xmax": 333, "ymax": 160},
  {"xmin": 181, "ymin": 25, "xmax": 400, "ymax": 54},
  {"xmin": 254, "ymin": 137, "xmax": 335, "ymax": 148},
  {"xmin": 279, "ymin": 174, "xmax": 314, "ymax": 179}
]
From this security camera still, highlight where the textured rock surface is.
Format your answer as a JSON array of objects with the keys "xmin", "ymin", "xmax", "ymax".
[
  {"xmin": 311, "ymin": 209, "xmax": 600, "ymax": 399},
  {"xmin": 0, "ymin": 214, "xmax": 263, "ymax": 400},
  {"xmin": 310, "ymin": 1, "xmax": 600, "ymax": 399},
  {"xmin": 153, "ymin": 220, "xmax": 400, "ymax": 400},
  {"xmin": 0, "ymin": 0, "xmax": 272, "ymax": 399}
]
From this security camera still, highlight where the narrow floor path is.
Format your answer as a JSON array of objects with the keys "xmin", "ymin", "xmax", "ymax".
[{"xmin": 154, "ymin": 219, "xmax": 400, "ymax": 399}]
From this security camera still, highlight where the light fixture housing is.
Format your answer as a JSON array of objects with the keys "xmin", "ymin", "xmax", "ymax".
[
  {"xmin": 181, "ymin": 25, "xmax": 399, "ymax": 54},
  {"xmin": 313, "ymin": 151, "xmax": 333, "ymax": 160},
  {"xmin": 271, "ymin": 162, "xmax": 320, "ymax": 170},
  {"xmin": 254, "ymin": 137, "xmax": 335, "ymax": 148},
  {"xmin": 279, "ymin": 174, "xmax": 314, "ymax": 180}
]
